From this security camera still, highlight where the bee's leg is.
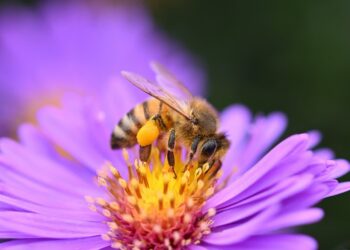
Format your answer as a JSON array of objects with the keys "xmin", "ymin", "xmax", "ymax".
[
  {"xmin": 183, "ymin": 136, "xmax": 201, "ymax": 172},
  {"xmin": 208, "ymin": 159, "xmax": 222, "ymax": 178},
  {"xmin": 167, "ymin": 128, "xmax": 177, "ymax": 178},
  {"xmin": 139, "ymin": 144, "xmax": 152, "ymax": 162}
]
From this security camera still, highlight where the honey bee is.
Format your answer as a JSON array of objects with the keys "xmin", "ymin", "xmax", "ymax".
[{"xmin": 111, "ymin": 62, "xmax": 230, "ymax": 177}]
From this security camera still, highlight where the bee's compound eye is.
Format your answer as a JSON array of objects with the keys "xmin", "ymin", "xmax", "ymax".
[{"xmin": 201, "ymin": 139, "xmax": 217, "ymax": 157}]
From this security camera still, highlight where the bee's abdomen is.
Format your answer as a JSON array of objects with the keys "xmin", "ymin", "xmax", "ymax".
[{"xmin": 111, "ymin": 100, "xmax": 159, "ymax": 149}]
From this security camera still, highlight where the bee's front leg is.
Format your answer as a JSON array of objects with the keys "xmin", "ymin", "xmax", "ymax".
[
  {"xmin": 167, "ymin": 128, "xmax": 177, "ymax": 178},
  {"xmin": 183, "ymin": 136, "xmax": 201, "ymax": 172},
  {"xmin": 208, "ymin": 159, "xmax": 222, "ymax": 178}
]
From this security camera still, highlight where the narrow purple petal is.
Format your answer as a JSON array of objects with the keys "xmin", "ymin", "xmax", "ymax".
[
  {"xmin": 0, "ymin": 212, "xmax": 106, "ymax": 238},
  {"xmin": 213, "ymin": 174, "xmax": 313, "ymax": 227},
  {"xmin": 281, "ymin": 184, "xmax": 330, "ymax": 212},
  {"xmin": 0, "ymin": 236, "xmax": 109, "ymax": 250},
  {"xmin": 206, "ymin": 134, "xmax": 310, "ymax": 209},
  {"xmin": 326, "ymin": 182, "xmax": 350, "ymax": 197},
  {"xmin": 328, "ymin": 159, "xmax": 350, "ymax": 178},
  {"xmin": 0, "ymin": 194, "xmax": 101, "ymax": 221},
  {"xmin": 0, "ymin": 167, "xmax": 95, "ymax": 210},
  {"xmin": 236, "ymin": 112, "xmax": 287, "ymax": 172},
  {"xmin": 219, "ymin": 105, "xmax": 252, "ymax": 181},
  {"xmin": 307, "ymin": 130, "xmax": 322, "ymax": 148},
  {"xmin": 204, "ymin": 205, "xmax": 279, "ymax": 245},
  {"xmin": 219, "ymin": 151, "xmax": 313, "ymax": 207},
  {"xmin": 203, "ymin": 234, "xmax": 317, "ymax": 250},
  {"xmin": 262, "ymin": 208, "xmax": 324, "ymax": 232},
  {"xmin": 0, "ymin": 139, "xmax": 95, "ymax": 194}
]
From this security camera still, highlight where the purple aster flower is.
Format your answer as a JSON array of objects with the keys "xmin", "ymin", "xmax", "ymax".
[
  {"xmin": 0, "ymin": 1, "xmax": 204, "ymax": 136},
  {"xmin": 0, "ymin": 64, "xmax": 349, "ymax": 250}
]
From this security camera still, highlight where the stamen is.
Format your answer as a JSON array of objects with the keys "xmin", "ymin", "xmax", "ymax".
[{"xmin": 90, "ymin": 146, "xmax": 220, "ymax": 248}]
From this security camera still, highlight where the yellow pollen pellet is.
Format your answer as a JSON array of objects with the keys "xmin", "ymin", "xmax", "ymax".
[{"xmin": 137, "ymin": 119, "xmax": 160, "ymax": 146}]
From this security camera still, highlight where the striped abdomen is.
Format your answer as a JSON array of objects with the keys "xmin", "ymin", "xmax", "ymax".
[{"xmin": 111, "ymin": 99, "xmax": 162, "ymax": 149}]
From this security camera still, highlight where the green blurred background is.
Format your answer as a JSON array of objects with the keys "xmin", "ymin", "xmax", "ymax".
[
  {"xmin": 1, "ymin": 0, "xmax": 349, "ymax": 249},
  {"xmin": 150, "ymin": 2, "xmax": 350, "ymax": 249}
]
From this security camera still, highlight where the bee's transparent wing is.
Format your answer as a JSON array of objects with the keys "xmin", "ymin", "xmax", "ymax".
[
  {"xmin": 150, "ymin": 62, "xmax": 194, "ymax": 102},
  {"xmin": 121, "ymin": 71, "xmax": 191, "ymax": 119}
]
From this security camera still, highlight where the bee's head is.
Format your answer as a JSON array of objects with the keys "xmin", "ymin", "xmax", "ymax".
[
  {"xmin": 189, "ymin": 98, "xmax": 218, "ymax": 135},
  {"xmin": 198, "ymin": 133, "xmax": 230, "ymax": 167}
]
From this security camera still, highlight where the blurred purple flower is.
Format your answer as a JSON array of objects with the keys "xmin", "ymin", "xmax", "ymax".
[
  {"xmin": 0, "ymin": 1, "xmax": 204, "ymax": 136},
  {"xmin": 0, "ymin": 65, "xmax": 349, "ymax": 249}
]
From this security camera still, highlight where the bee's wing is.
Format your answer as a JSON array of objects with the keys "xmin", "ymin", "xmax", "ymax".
[
  {"xmin": 121, "ymin": 71, "xmax": 191, "ymax": 119},
  {"xmin": 150, "ymin": 62, "xmax": 194, "ymax": 101}
]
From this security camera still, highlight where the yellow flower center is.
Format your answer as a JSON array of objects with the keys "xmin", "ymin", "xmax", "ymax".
[{"xmin": 86, "ymin": 148, "xmax": 222, "ymax": 249}]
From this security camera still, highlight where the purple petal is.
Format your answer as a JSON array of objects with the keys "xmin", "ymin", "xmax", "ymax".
[
  {"xmin": 213, "ymin": 174, "xmax": 313, "ymax": 227},
  {"xmin": 202, "ymin": 234, "xmax": 317, "ymax": 250},
  {"xmin": 235, "ymin": 112, "xmax": 287, "ymax": 172},
  {"xmin": 0, "ymin": 167, "xmax": 95, "ymax": 210},
  {"xmin": 326, "ymin": 182, "xmax": 350, "ymax": 197},
  {"xmin": 204, "ymin": 205, "xmax": 279, "ymax": 245},
  {"xmin": 219, "ymin": 105, "xmax": 252, "ymax": 180},
  {"xmin": 307, "ymin": 130, "xmax": 322, "ymax": 148},
  {"xmin": 282, "ymin": 184, "xmax": 330, "ymax": 212},
  {"xmin": 0, "ymin": 236, "xmax": 109, "ymax": 250},
  {"xmin": 0, "ymin": 138, "xmax": 96, "ymax": 194},
  {"xmin": 0, "ymin": 194, "xmax": 101, "ymax": 222},
  {"xmin": 262, "ymin": 208, "xmax": 324, "ymax": 232},
  {"xmin": 328, "ymin": 159, "xmax": 350, "ymax": 178},
  {"xmin": 0, "ymin": 211, "xmax": 106, "ymax": 238},
  {"xmin": 206, "ymin": 134, "xmax": 310, "ymax": 209},
  {"xmin": 219, "ymin": 151, "xmax": 313, "ymax": 207}
]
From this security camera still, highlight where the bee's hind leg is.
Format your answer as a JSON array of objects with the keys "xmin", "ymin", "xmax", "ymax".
[
  {"xmin": 167, "ymin": 128, "xmax": 177, "ymax": 178},
  {"xmin": 139, "ymin": 144, "xmax": 152, "ymax": 162}
]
